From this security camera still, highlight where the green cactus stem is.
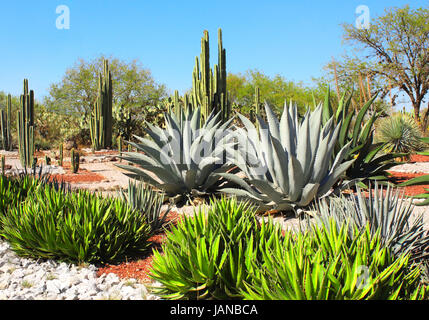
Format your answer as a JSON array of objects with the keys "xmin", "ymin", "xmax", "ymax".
[
  {"xmin": 90, "ymin": 59, "xmax": 113, "ymax": 151},
  {"xmin": 1, "ymin": 155, "xmax": 5, "ymax": 175},
  {"xmin": 0, "ymin": 94, "xmax": 12, "ymax": 151},
  {"xmin": 58, "ymin": 143, "xmax": 63, "ymax": 166},
  {"xmin": 71, "ymin": 148, "xmax": 80, "ymax": 173},
  {"xmin": 17, "ymin": 79, "xmax": 35, "ymax": 168}
]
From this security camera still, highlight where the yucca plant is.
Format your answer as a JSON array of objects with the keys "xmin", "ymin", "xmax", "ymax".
[
  {"xmin": 241, "ymin": 219, "xmax": 427, "ymax": 300},
  {"xmin": 117, "ymin": 107, "xmax": 236, "ymax": 203},
  {"xmin": 149, "ymin": 196, "xmax": 283, "ymax": 300},
  {"xmin": 1, "ymin": 186, "xmax": 151, "ymax": 264},
  {"xmin": 119, "ymin": 180, "xmax": 170, "ymax": 235},
  {"xmin": 376, "ymin": 113, "xmax": 425, "ymax": 157},
  {"xmin": 322, "ymin": 90, "xmax": 404, "ymax": 187},
  {"xmin": 310, "ymin": 182, "xmax": 429, "ymax": 263},
  {"xmin": 218, "ymin": 102, "xmax": 355, "ymax": 213}
]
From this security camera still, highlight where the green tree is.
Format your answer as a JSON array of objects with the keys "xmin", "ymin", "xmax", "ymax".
[
  {"xmin": 227, "ymin": 70, "xmax": 325, "ymax": 117},
  {"xmin": 337, "ymin": 5, "xmax": 429, "ymax": 129},
  {"xmin": 44, "ymin": 55, "xmax": 169, "ymax": 139}
]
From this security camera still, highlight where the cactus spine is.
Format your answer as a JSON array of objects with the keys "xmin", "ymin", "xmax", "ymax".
[
  {"xmin": 17, "ymin": 79, "xmax": 35, "ymax": 168},
  {"xmin": 90, "ymin": 59, "xmax": 113, "ymax": 151},
  {"xmin": 71, "ymin": 148, "xmax": 79, "ymax": 173},
  {"xmin": 0, "ymin": 94, "xmax": 12, "ymax": 151}
]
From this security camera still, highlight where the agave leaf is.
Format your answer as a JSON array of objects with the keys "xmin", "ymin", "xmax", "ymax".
[
  {"xmin": 297, "ymin": 183, "xmax": 320, "ymax": 207},
  {"xmin": 288, "ymin": 155, "xmax": 304, "ymax": 202},
  {"xmin": 318, "ymin": 159, "xmax": 355, "ymax": 196},
  {"xmin": 352, "ymin": 95, "xmax": 377, "ymax": 145},
  {"xmin": 215, "ymin": 173, "xmax": 258, "ymax": 196},
  {"xmin": 264, "ymin": 102, "xmax": 280, "ymax": 141},
  {"xmin": 296, "ymin": 110, "xmax": 311, "ymax": 176},
  {"xmin": 280, "ymin": 102, "xmax": 293, "ymax": 155},
  {"xmin": 270, "ymin": 136, "xmax": 289, "ymax": 193},
  {"xmin": 398, "ymin": 175, "xmax": 429, "ymax": 187},
  {"xmin": 248, "ymin": 179, "xmax": 284, "ymax": 204},
  {"xmin": 116, "ymin": 164, "xmax": 161, "ymax": 186}
]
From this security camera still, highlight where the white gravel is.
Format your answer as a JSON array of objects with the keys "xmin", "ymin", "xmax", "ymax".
[
  {"xmin": 0, "ymin": 241, "xmax": 160, "ymax": 300},
  {"xmin": 389, "ymin": 162, "xmax": 429, "ymax": 174}
]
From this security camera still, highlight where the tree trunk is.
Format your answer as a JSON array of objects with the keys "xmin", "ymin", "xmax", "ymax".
[{"xmin": 422, "ymin": 101, "xmax": 429, "ymax": 134}]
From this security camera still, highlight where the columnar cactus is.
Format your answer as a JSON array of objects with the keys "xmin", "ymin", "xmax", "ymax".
[
  {"xmin": 17, "ymin": 79, "xmax": 35, "ymax": 168},
  {"xmin": 71, "ymin": 148, "xmax": 79, "ymax": 173},
  {"xmin": 117, "ymin": 135, "xmax": 122, "ymax": 163},
  {"xmin": 167, "ymin": 29, "xmax": 231, "ymax": 124},
  {"xmin": 58, "ymin": 143, "xmax": 63, "ymax": 166},
  {"xmin": 1, "ymin": 155, "xmax": 5, "ymax": 175},
  {"xmin": 191, "ymin": 29, "xmax": 231, "ymax": 123},
  {"xmin": 90, "ymin": 59, "xmax": 113, "ymax": 150},
  {"xmin": 0, "ymin": 94, "xmax": 12, "ymax": 151}
]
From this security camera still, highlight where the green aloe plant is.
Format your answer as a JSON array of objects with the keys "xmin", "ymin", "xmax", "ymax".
[
  {"xmin": 117, "ymin": 107, "xmax": 236, "ymax": 203},
  {"xmin": 149, "ymin": 196, "xmax": 282, "ymax": 300},
  {"xmin": 241, "ymin": 219, "xmax": 427, "ymax": 300},
  {"xmin": 310, "ymin": 182, "xmax": 429, "ymax": 262},
  {"xmin": 218, "ymin": 102, "xmax": 355, "ymax": 213},
  {"xmin": 1, "ymin": 185, "xmax": 151, "ymax": 264}
]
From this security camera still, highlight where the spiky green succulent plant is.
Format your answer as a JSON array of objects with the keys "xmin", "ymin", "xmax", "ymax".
[
  {"xmin": 310, "ymin": 182, "xmax": 429, "ymax": 263},
  {"xmin": 322, "ymin": 90, "xmax": 403, "ymax": 187},
  {"xmin": 117, "ymin": 107, "xmax": 236, "ymax": 202},
  {"xmin": 218, "ymin": 102, "xmax": 355, "ymax": 213},
  {"xmin": 119, "ymin": 180, "xmax": 170, "ymax": 235},
  {"xmin": 376, "ymin": 113, "xmax": 424, "ymax": 156}
]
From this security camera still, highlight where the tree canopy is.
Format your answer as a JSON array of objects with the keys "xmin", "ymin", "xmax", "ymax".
[
  {"xmin": 44, "ymin": 55, "xmax": 168, "ymax": 121},
  {"xmin": 227, "ymin": 69, "xmax": 326, "ymax": 116},
  {"xmin": 327, "ymin": 5, "xmax": 429, "ymax": 128}
]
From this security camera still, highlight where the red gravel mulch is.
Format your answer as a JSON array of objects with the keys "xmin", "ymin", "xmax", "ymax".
[
  {"xmin": 96, "ymin": 211, "xmax": 182, "ymax": 282},
  {"xmin": 47, "ymin": 162, "xmax": 106, "ymax": 184},
  {"xmin": 409, "ymin": 154, "xmax": 429, "ymax": 163},
  {"xmin": 387, "ymin": 171, "xmax": 429, "ymax": 196}
]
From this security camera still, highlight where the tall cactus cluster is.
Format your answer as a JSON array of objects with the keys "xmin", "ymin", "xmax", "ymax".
[
  {"xmin": 0, "ymin": 94, "xmax": 12, "ymax": 151},
  {"xmin": 17, "ymin": 79, "xmax": 35, "ymax": 168},
  {"xmin": 167, "ymin": 29, "xmax": 231, "ymax": 123},
  {"xmin": 90, "ymin": 59, "xmax": 113, "ymax": 151}
]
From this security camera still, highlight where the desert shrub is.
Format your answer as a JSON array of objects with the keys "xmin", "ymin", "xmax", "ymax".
[
  {"xmin": 376, "ymin": 113, "xmax": 424, "ymax": 155},
  {"xmin": 311, "ymin": 182, "xmax": 429, "ymax": 263},
  {"xmin": 149, "ymin": 196, "xmax": 282, "ymax": 299},
  {"xmin": 119, "ymin": 180, "xmax": 170, "ymax": 235},
  {"xmin": 241, "ymin": 219, "xmax": 428, "ymax": 300},
  {"xmin": 0, "ymin": 173, "xmax": 67, "ymax": 229},
  {"xmin": 0, "ymin": 175, "xmax": 40, "ymax": 218},
  {"xmin": 0, "ymin": 186, "xmax": 151, "ymax": 263}
]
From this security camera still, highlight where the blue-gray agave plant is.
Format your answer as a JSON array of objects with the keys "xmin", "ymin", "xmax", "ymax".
[
  {"xmin": 218, "ymin": 102, "xmax": 355, "ymax": 213},
  {"xmin": 116, "ymin": 107, "xmax": 236, "ymax": 202}
]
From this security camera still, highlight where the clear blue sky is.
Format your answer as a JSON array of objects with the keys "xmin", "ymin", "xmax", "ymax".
[{"xmin": 0, "ymin": 0, "xmax": 425, "ymax": 101}]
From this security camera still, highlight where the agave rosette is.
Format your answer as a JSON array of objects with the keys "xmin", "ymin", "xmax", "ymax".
[
  {"xmin": 117, "ymin": 107, "xmax": 236, "ymax": 200},
  {"xmin": 218, "ymin": 102, "xmax": 355, "ymax": 213}
]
